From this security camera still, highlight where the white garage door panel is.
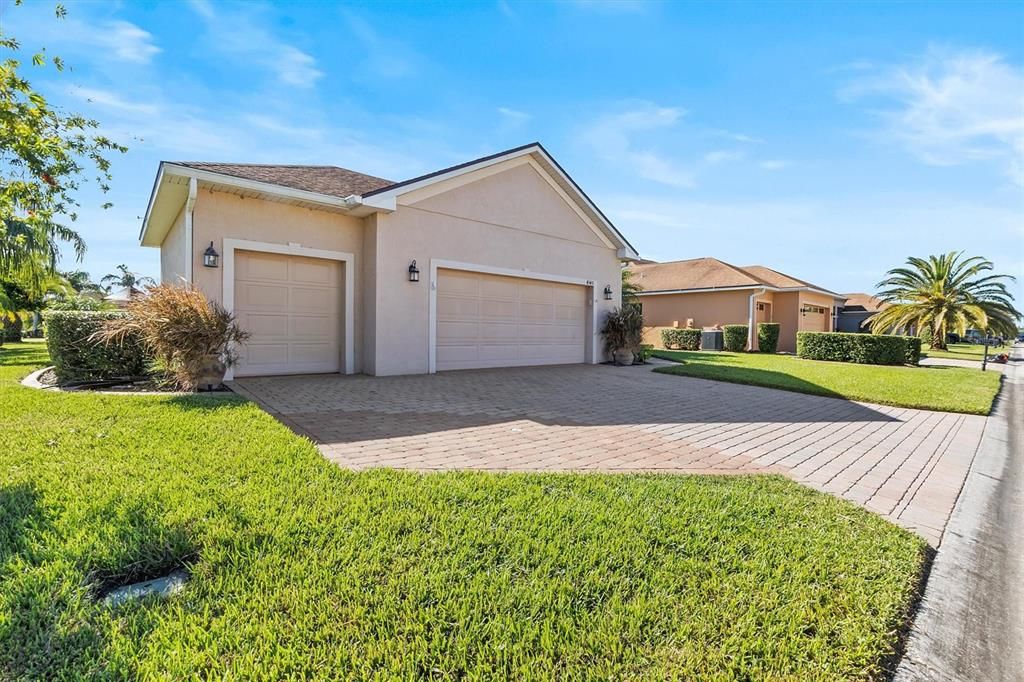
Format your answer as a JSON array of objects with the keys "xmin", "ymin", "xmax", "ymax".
[
  {"xmin": 234, "ymin": 250, "xmax": 341, "ymax": 377},
  {"xmin": 436, "ymin": 269, "xmax": 586, "ymax": 371}
]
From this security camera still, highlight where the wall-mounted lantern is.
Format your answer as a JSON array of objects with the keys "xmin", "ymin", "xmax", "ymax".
[
  {"xmin": 603, "ymin": 285, "xmax": 613, "ymax": 301},
  {"xmin": 203, "ymin": 242, "xmax": 220, "ymax": 268},
  {"xmin": 408, "ymin": 260, "xmax": 420, "ymax": 282}
]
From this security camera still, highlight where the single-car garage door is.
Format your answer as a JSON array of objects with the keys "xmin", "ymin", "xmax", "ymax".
[
  {"xmin": 435, "ymin": 269, "xmax": 587, "ymax": 371},
  {"xmin": 234, "ymin": 250, "xmax": 342, "ymax": 377}
]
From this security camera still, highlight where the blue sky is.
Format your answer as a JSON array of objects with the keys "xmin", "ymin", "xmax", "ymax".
[{"xmin": 6, "ymin": 0, "xmax": 1024, "ymax": 300}]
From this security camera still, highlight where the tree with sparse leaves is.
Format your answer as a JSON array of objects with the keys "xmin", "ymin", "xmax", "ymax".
[
  {"xmin": 101, "ymin": 264, "xmax": 155, "ymax": 291},
  {"xmin": 1, "ymin": 1, "xmax": 127, "ymax": 298}
]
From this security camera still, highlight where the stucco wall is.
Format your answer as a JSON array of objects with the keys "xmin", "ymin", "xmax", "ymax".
[
  {"xmin": 159, "ymin": 205, "xmax": 187, "ymax": 285},
  {"xmin": 371, "ymin": 163, "xmax": 621, "ymax": 376},
  {"xmin": 190, "ymin": 189, "xmax": 368, "ymax": 372},
  {"xmin": 639, "ymin": 290, "xmax": 752, "ymax": 332}
]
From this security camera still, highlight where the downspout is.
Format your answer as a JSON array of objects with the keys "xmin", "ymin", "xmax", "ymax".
[
  {"xmin": 747, "ymin": 288, "xmax": 766, "ymax": 350},
  {"xmin": 183, "ymin": 177, "xmax": 198, "ymax": 283}
]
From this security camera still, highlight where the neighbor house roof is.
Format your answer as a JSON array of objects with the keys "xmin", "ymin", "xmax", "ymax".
[
  {"xmin": 629, "ymin": 257, "xmax": 843, "ymax": 297},
  {"xmin": 841, "ymin": 293, "xmax": 889, "ymax": 313},
  {"xmin": 141, "ymin": 143, "xmax": 638, "ymax": 259},
  {"xmin": 174, "ymin": 163, "xmax": 394, "ymax": 198}
]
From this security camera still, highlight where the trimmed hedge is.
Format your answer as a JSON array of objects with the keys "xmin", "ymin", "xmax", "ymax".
[
  {"xmin": 2, "ymin": 317, "xmax": 23, "ymax": 342},
  {"xmin": 904, "ymin": 337, "xmax": 922, "ymax": 366},
  {"xmin": 723, "ymin": 325, "xmax": 748, "ymax": 352},
  {"xmin": 44, "ymin": 311, "xmax": 150, "ymax": 382},
  {"xmin": 757, "ymin": 323, "xmax": 780, "ymax": 354},
  {"xmin": 797, "ymin": 331, "xmax": 917, "ymax": 366},
  {"xmin": 661, "ymin": 328, "xmax": 701, "ymax": 351}
]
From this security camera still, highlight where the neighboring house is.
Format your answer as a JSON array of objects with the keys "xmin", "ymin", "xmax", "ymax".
[
  {"xmin": 140, "ymin": 143, "xmax": 638, "ymax": 378},
  {"xmin": 103, "ymin": 286, "xmax": 145, "ymax": 308},
  {"xmin": 837, "ymin": 293, "xmax": 888, "ymax": 333},
  {"xmin": 630, "ymin": 257, "xmax": 846, "ymax": 353}
]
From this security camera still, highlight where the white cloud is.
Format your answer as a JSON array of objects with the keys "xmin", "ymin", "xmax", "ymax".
[
  {"xmin": 759, "ymin": 159, "xmax": 789, "ymax": 170},
  {"xmin": 345, "ymin": 13, "xmax": 420, "ymax": 79},
  {"xmin": 842, "ymin": 47, "xmax": 1024, "ymax": 185},
  {"xmin": 703, "ymin": 150, "xmax": 743, "ymax": 164},
  {"xmin": 579, "ymin": 102, "xmax": 695, "ymax": 188},
  {"xmin": 497, "ymin": 107, "xmax": 531, "ymax": 129},
  {"xmin": 187, "ymin": 2, "xmax": 323, "ymax": 87},
  {"xmin": 100, "ymin": 21, "xmax": 161, "ymax": 63},
  {"xmin": 69, "ymin": 86, "xmax": 159, "ymax": 116}
]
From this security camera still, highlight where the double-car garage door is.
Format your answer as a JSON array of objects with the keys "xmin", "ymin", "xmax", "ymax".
[{"xmin": 435, "ymin": 269, "xmax": 587, "ymax": 371}]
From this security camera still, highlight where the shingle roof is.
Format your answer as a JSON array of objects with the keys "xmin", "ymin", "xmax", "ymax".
[
  {"xmin": 841, "ymin": 293, "xmax": 888, "ymax": 313},
  {"xmin": 629, "ymin": 257, "xmax": 841, "ymax": 296},
  {"xmin": 628, "ymin": 257, "xmax": 764, "ymax": 292},
  {"xmin": 175, "ymin": 162, "xmax": 394, "ymax": 199}
]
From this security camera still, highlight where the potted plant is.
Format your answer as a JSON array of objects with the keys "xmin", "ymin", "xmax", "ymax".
[
  {"xmin": 602, "ymin": 306, "xmax": 644, "ymax": 366},
  {"xmin": 95, "ymin": 284, "xmax": 249, "ymax": 391}
]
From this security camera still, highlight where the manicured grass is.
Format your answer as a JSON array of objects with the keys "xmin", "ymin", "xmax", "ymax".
[
  {"xmin": 2, "ymin": 341, "xmax": 925, "ymax": 679},
  {"xmin": 922, "ymin": 342, "xmax": 1011, "ymax": 361},
  {"xmin": 653, "ymin": 349, "xmax": 1001, "ymax": 415}
]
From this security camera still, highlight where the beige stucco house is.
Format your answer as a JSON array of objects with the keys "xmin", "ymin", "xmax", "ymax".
[
  {"xmin": 140, "ymin": 143, "xmax": 638, "ymax": 378},
  {"xmin": 631, "ymin": 257, "xmax": 846, "ymax": 353}
]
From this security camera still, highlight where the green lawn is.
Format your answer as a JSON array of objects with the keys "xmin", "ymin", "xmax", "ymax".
[
  {"xmin": 2, "ymin": 341, "xmax": 926, "ymax": 680},
  {"xmin": 653, "ymin": 349, "xmax": 1001, "ymax": 415},
  {"xmin": 922, "ymin": 342, "xmax": 1011, "ymax": 361}
]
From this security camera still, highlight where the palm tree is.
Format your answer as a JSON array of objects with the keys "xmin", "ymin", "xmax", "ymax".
[
  {"xmin": 101, "ymin": 264, "xmax": 155, "ymax": 291},
  {"xmin": 622, "ymin": 267, "xmax": 643, "ymax": 305},
  {"xmin": 870, "ymin": 252, "xmax": 1020, "ymax": 350},
  {"xmin": 0, "ymin": 218, "xmax": 86, "ymax": 291},
  {"xmin": 61, "ymin": 269, "xmax": 107, "ymax": 294}
]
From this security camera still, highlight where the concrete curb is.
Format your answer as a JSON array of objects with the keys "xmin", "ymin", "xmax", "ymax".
[{"xmin": 894, "ymin": 345, "xmax": 1022, "ymax": 681}]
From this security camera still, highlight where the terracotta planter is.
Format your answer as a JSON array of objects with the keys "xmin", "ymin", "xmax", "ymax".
[
  {"xmin": 195, "ymin": 353, "xmax": 226, "ymax": 389},
  {"xmin": 613, "ymin": 349, "xmax": 634, "ymax": 366}
]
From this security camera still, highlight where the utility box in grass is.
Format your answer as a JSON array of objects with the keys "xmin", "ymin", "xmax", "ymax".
[{"xmin": 701, "ymin": 329, "xmax": 724, "ymax": 351}]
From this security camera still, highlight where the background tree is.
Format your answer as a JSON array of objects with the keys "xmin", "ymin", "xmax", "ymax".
[
  {"xmin": 621, "ymin": 267, "xmax": 643, "ymax": 305},
  {"xmin": 61, "ymin": 269, "xmax": 107, "ymax": 294},
  {"xmin": 870, "ymin": 252, "xmax": 1020, "ymax": 349},
  {"xmin": 102, "ymin": 264, "xmax": 155, "ymax": 291},
  {"xmin": 1, "ymin": 1, "xmax": 127, "ymax": 292}
]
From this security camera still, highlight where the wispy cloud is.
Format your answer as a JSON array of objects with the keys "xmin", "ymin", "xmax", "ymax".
[
  {"xmin": 703, "ymin": 149, "xmax": 744, "ymax": 164},
  {"xmin": 759, "ymin": 159, "xmax": 789, "ymax": 170},
  {"xmin": 841, "ymin": 46, "xmax": 1024, "ymax": 185},
  {"xmin": 187, "ymin": 1, "xmax": 323, "ymax": 87},
  {"xmin": 69, "ymin": 86, "xmax": 159, "ymax": 116},
  {"xmin": 579, "ymin": 102, "xmax": 695, "ymax": 188},
  {"xmin": 497, "ymin": 106, "xmax": 531, "ymax": 131},
  {"xmin": 345, "ymin": 12, "xmax": 421, "ymax": 79},
  {"xmin": 101, "ymin": 21, "xmax": 161, "ymax": 63}
]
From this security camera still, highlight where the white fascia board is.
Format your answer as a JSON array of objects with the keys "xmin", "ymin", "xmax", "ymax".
[
  {"xmin": 636, "ymin": 285, "xmax": 780, "ymax": 296},
  {"xmin": 139, "ymin": 163, "xmax": 167, "ymax": 243}
]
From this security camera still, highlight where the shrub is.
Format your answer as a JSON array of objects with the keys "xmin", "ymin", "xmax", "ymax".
[
  {"xmin": 797, "ymin": 331, "xmax": 914, "ymax": 366},
  {"xmin": 635, "ymin": 344, "xmax": 654, "ymax": 364},
  {"xmin": 661, "ymin": 327, "xmax": 701, "ymax": 350},
  {"xmin": 95, "ymin": 285, "xmax": 249, "ymax": 391},
  {"xmin": 47, "ymin": 294, "xmax": 115, "ymax": 311},
  {"xmin": 44, "ymin": 311, "xmax": 150, "ymax": 382},
  {"xmin": 918, "ymin": 325, "xmax": 933, "ymax": 347},
  {"xmin": 2, "ymin": 316, "xmax": 22, "ymax": 342},
  {"xmin": 757, "ymin": 323, "xmax": 780, "ymax": 354},
  {"xmin": 723, "ymin": 325, "xmax": 748, "ymax": 352},
  {"xmin": 904, "ymin": 336, "xmax": 922, "ymax": 366}
]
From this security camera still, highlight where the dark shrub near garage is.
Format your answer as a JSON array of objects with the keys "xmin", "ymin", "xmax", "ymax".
[
  {"xmin": 723, "ymin": 324, "xmax": 748, "ymax": 352},
  {"xmin": 660, "ymin": 327, "xmax": 701, "ymax": 350},
  {"xmin": 797, "ymin": 331, "xmax": 915, "ymax": 366},
  {"xmin": 757, "ymin": 323, "xmax": 781, "ymax": 354},
  {"xmin": 44, "ymin": 311, "xmax": 150, "ymax": 382}
]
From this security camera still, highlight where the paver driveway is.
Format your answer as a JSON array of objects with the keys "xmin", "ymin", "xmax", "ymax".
[{"xmin": 232, "ymin": 363, "xmax": 989, "ymax": 546}]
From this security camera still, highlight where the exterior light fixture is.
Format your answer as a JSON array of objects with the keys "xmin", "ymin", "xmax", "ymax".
[
  {"xmin": 408, "ymin": 260, "xmax": 420, "ymax": 282},
  {"xmin": 603, "ymin": 285, "xmax": 613, "ymax": 300},
  {"xmin": 203, "ymin": 242, "xmax": 219, "ymax": 268}
]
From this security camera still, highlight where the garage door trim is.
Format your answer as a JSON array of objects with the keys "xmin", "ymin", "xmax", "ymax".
[
  {"xmin": 222, "ymin": 238, "xmax": 354, "ymax": 380},
  {"xmin": 428, "ymin": 258, "xmax": 596, "ymax": 373}
]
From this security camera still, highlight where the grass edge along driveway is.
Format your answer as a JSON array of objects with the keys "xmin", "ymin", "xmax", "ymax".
[
  {"xmin": 653, "ymin": 349, "xmax": 1000, "ymax": 415},
  {"xmin": 2, "ymin": 341, "xmax": 926, "ymax": 680}
]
